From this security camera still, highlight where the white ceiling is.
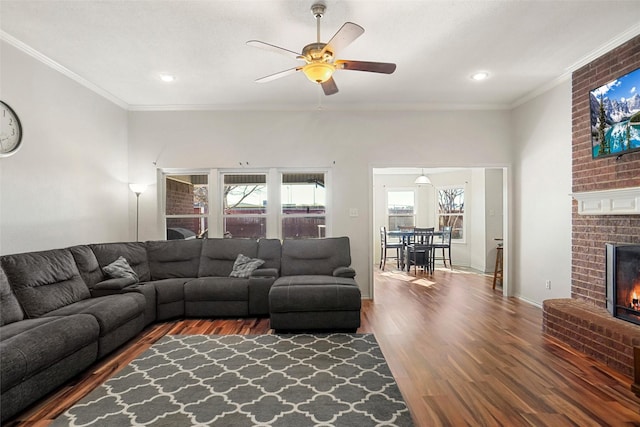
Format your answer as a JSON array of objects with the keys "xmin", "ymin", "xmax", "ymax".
[{"xmin": 1, "ymin": 0, "xmax": 640, "ymax": 111}]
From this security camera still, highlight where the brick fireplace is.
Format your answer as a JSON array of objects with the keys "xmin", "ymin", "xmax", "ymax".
[{"xmin": 542, "ymin": 35, "xmax": 640, "ymax": 378}]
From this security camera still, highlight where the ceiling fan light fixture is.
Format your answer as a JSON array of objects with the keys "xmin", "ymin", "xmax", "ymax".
[{"xmin": 302, "ymin": 62, "xmax": 335, "ymax": 83}]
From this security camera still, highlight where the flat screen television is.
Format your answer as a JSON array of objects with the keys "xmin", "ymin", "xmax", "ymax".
[{"xmin": 590, "ymin": 67, "xmax": 640, "ymax": 159}]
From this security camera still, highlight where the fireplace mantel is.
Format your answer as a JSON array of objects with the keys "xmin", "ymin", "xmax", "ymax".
[{"xmin": 571, "ymin": 187, "xmax": 640, "ymax": 215}]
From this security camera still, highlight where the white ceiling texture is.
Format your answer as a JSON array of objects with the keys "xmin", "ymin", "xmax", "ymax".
[{"xmin": 1, "ymin": 0, "xmax": 640, "ymax": 111}]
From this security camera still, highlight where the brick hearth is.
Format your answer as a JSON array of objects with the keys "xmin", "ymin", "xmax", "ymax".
[{"xmin": 542, "ymin": 35, "xmax": 640, "ymax": 378}]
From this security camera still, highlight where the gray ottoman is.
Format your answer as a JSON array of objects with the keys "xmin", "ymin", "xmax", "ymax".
[{"xmin": 269, "ymin": 275, "xmax": 361, "ymax": 331}]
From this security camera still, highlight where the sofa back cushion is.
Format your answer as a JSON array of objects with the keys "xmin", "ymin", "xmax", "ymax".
[
  {"xmin": 69, "ymin": 244, "xmax": 103, "ymax": 288},
  {"xmin": 1, "ymin": 249, "xmax": 90, "ymax": 318},
  {"xmin": 280, "ymin": 237, "xmax": 352, "ymax": 276},
  {"xmin": 90, "ymin": 242, "xmax": 150, "ymax": 282},
  {"xmin": 199, "ymin": 238, "xmax": 259, "ymax": 277},
  {"xmin": 0, "ymin": 266, "xmax": 24, "ymax": 325},
  {"xmin": 257, "ymin": 238, "xmax": 282, "ymax": 271},
  {"xmin": 147, "ymin": 239, "xmax": 202, "ymax": 279}
]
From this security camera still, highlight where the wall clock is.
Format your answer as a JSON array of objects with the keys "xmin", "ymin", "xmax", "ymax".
[{"xmin": 1, "ymin": 101, "xmax": 23, "ymax": 157}]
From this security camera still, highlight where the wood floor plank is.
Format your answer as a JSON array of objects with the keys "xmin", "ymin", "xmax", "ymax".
[{"xmin": 5, "ymin": 266, "xmax": 640, "ymax": 426}]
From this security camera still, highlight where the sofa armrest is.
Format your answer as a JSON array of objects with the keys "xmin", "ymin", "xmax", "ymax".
[
  {"xmin": 90, "ymin": 277, "xmax": 137, "ymax": 297},
  {"xmin": 333, "ymin": 266, "xmax": 356, "ymax": 278},
  {"xmin": 248, "ymin": 275, "xmax": 277, "ymax": 316},
  {"xmin": 251, "ymin": 268, "xmax": 279, "ymax": 278}
]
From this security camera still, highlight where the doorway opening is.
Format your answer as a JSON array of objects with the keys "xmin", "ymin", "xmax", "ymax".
[{"xmin": 371, "ymin": 167, "xmax": 509, "ymax": 298}]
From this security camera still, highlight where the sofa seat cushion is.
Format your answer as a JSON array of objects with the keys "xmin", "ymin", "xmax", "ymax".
[
  {"xmin": 43, "ymin": 294, "xmax": 145, "ymax": 337},
  {"xmin": 0, "ymin": 314, "xmax": 99, "ymax": 392},
  {"xmin": 184, "ymin": 277, "xmax": 250, "ymax": 301},
  {"xmin": 147, "ymin": 278, "xmax": 190, "ymax": 304},
  {"xmin": 270, "ymin": 275, "xmax": 361, "ymax": 313}
]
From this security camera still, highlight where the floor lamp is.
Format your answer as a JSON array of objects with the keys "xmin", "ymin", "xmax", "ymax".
[{"xmin": 129, "ymin": 184, "xmax": 147, "ymax": 241}]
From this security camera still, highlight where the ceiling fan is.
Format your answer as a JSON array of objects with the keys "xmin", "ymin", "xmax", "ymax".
[{"xmin": 246, "ymin": 3, "xmax": 396, "ymax": 95}]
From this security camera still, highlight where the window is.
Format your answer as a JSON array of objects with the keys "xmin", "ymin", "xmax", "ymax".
[
  {"xmin": 387, "ymin": 190, "xmax": 415, "ymax": 231},
  {"xmin": 162, "ymin": 168, "xmax": 330, "ymax": 240},
  {"xmin": 165, "ymin": 174, "xmax": 208, "ymax": 239},
  {"xmin": 437, "ymin": 187, "xmax": 464, "ymax": 240},
  {"xmin": 223, "ymin": 174, "xmax": 268, "ymax": 239},
  {"xmin": 281, "ymin": 172, "xmax": 326, "ymax": 239}
]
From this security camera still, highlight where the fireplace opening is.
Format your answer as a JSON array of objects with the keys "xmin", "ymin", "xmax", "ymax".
[{"xmin": 606, "ymin": 243, "xmax": 640, "ymax": 325}]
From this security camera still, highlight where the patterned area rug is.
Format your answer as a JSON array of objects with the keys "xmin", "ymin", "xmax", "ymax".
[{"xmin": 51, "ymin": 334, "xmax": 413, "ymax": 426}]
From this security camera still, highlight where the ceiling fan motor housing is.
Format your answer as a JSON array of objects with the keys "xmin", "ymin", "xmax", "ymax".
[{"xmin": 301, "ymin": 42, "xmax": 333, "ymax": 63}]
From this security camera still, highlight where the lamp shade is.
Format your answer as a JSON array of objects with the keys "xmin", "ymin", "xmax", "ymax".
[
  {"xmin": 129, "ymin": 183, "xmax": 148, "ymax": 195},
  {"xmin": 414, "ymin": 170, "xmax": 431, "ymax": 184},
  {"xmin": 302, "ymin": 62, "xmax": 335, "ymax": 83}
]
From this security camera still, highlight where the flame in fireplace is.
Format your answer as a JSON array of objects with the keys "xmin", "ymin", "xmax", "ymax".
[{"xmin": 631, "ymin": 284, "xmax": 640, "ymax": 311}]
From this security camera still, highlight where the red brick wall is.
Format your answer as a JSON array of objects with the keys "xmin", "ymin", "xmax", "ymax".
[
  {"xmin": 571, "ymin": 35, "xmax": 640, "ymax": 307},
  {"xmin": 543, "ymin": 35, "xmax": 640, "ymax": 378},
  {"xmin": 543, "ymin": 299, "xmax": 640, "ymax": 376},
  {"xmin": 166, "ymin": 179, "xmax": 199, "ymax": 233}
]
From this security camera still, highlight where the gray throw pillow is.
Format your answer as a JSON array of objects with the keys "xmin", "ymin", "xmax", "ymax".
[
  {"xmin": 229, "ymin": 254, "xmax": 265, "ymax": 278},
  {"xmin": 103, "ymin": 256, "xmax": 138, "ymax": 282}
]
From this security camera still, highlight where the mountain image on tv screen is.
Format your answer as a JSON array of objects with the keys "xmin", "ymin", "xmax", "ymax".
[{"xmin": 590, "ymin": 67, "xmax": 640, "ymax": 159}]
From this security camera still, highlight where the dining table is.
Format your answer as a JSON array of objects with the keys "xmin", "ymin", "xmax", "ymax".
[{"xmin": 387, "ymin": 229, "xmax": 443, "ymax": 272}]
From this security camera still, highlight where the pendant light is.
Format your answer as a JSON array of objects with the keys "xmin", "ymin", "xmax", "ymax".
[{"xmin": 414, "ymin": 169, "xmax": 431, "ymax": 184}]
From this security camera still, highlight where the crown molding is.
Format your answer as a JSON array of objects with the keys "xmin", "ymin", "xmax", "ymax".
[
  {"xmin": 564, "ymin": 23, "xmax": 640, "ymax": 73},
  {"xmin": 1, "ymin": 31, "xmax": 129, "ymax": 110},
  {"xmin": 511, "ymin": 23, "xmax": 640, "ymax": 110}
]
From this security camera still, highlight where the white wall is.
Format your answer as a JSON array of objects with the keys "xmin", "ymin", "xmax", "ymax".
[
  {"xmin": 485, "ymin": 168, "xmax": 504, "ymax": 271},
  {"xmin": 469, "ymin": 168, "xmax": 486, "ymax": 271},
  {"xmin": 2, "ymin": 35, "xmax": 572, "ymax": 308},
  {"xmin": 0, "ymin": 41, "xmax": 129, "ymax": 255},
  {"xmin": 129, "ymin": 110, "xmax": 512, "ymax": 297},
  {"xmin": 511, "ymin": 80, "xmax": 573, "ymax": 305}
]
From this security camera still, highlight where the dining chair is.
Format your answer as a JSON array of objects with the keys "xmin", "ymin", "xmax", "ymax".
[
  {"xmin": 405, "ymin": 227, "xmax": 434, "ymax": 274},
  {"xmin": 379, "ymin": 226, "xmax": 403, "ymax": 270},
  {"xmin": 432, "ymin": 225, "xmax": 452, "ymax": 269}
]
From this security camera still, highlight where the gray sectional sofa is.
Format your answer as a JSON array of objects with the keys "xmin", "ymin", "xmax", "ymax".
[{"xmin": 0, "ymin": 236, "xmax": 360, "ymax": 422}]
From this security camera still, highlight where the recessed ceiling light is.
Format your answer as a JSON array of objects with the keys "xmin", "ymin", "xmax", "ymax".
[
  {"xmin": 160, "ymin": 74, "xmax": 176, "ymax": 83},
  {"xmin": 470, "ymin": 71, "xmax": 489, "ymax": 81}
]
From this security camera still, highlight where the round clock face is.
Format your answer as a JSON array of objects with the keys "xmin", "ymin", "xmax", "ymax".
[{"xmin": 0, "ymin": 101, "xmax": 23, "ymax": 157}]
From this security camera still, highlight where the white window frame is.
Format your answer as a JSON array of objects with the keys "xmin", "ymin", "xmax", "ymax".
[
  {"xmin": 160, "ymin": 167, "xmax": 331, "ymax": 239},
  {"xmin": 160, "ymin": 168, "xmax": 213, "ymax": 239},
  {"xmin": 386, "ymin": 188, "xmax": 416, "ymax": 231},
  {"xmin": 280, "ymin": 170, "xmax": 328, "ymax": 239},
  {"xmin": 436, "ymin": 184, "xmax": 466, "ymax": 243},
  {"xmin": 221, "ymin": 170, "xmax": 269, "ymax": 239}
]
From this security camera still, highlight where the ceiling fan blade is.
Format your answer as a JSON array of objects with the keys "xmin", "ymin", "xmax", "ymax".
[
  {"xmin": 246, "ymin": 40, "xmax": 302, "ymax": 59},
  {"xmin": 255, "ymin": 67, "xmax": 302, "ymax": 83},
  {"xmin": 335, "ymin": 60, "xmax": 397, "ymax": 74},
  {"xmin": 321, "ymin": 77, "xmax": 339, "ymax": 96},
  {"xmin": 321, "ymin": 22, "xmax": 364, "ymax": 56}
]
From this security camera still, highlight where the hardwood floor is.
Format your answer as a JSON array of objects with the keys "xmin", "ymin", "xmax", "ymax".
[{"xmin": 6, "ymin": 267, "xmax": 640, "ymax": 426}]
